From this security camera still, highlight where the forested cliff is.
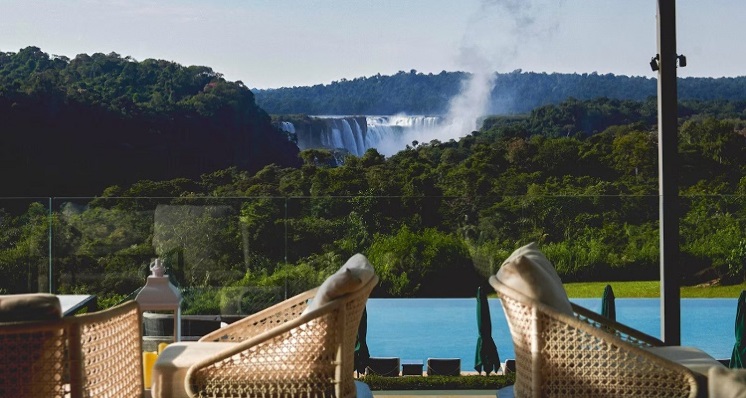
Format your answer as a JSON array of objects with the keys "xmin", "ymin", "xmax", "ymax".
[{"xmin": 0, "ymin": 47, "xmax": 299, "ymax": 196}]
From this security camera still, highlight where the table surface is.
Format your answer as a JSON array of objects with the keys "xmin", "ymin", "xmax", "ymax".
[{"xmin": 58, "ymin": 294, "xmax": 98, "ymax": 316}]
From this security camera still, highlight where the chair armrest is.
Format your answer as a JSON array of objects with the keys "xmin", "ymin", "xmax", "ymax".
[
  {"xmin": 186, "ymin": 301, "xmax": 342, "ymax": 397},
  {"xmin": 571, "ymin": 302, "xmax": 665, "ymax": 348},
  {"xmin": 199, "ymin": 288, "xmax": 316, "ymax": 342}
]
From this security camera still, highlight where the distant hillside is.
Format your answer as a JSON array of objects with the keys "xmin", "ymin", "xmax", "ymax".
[
  {"xmin": 0, "ymin": 47, "xmax": 299, "ymax": 196},
  {"xmin": 254, "ymin": 69, "xmax": 746, "ymax": 115}
]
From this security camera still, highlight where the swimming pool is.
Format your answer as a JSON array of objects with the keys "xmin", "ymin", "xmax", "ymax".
[{"xmin": 365, "ymin": 298, "xmax": 737, "ymax": 371}]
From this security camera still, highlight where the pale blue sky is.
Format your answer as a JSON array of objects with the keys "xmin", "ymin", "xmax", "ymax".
[{"xmin": 1, "ymin": 0, "xmax": 743, "ymax": 89}]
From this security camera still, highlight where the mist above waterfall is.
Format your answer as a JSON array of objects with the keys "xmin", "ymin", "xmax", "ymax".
[
  {"xmin": 277, "ymin": 0, "xmax": 562, "ymax": 158},
  {"xmin": 390, "ymin": 0, "xmax": 562, "ymax": 150}
]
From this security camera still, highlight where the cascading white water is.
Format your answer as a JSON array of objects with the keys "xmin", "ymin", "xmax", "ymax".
[
  {"xmin": 280, "ymin": 121, "xmax": 295, "ymax": 134},
  {"xmin": 329, "ymin": 124, "xmax": 345, "ymax": 151},
  {"xmin": 277, "ymin": 115, "xmax": 444, "ymax": 157},
  {"xmin": 338, "ymin": 119, "xmax": 361, "ymax": 157},
  {"xmin": 352, "ymin": 119, "xmax": 366, "ymax": 156}
]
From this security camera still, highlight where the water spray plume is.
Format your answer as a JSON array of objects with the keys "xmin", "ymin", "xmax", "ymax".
[
  {"xmin": 397, "ymin": 0, "xmax": 562, "ymax": 149},
  {"xmin": 283, "ymin": 0, "xmax": 562, "ymax": 157}
]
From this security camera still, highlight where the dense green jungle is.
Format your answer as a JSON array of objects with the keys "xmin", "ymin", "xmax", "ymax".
[
  {"xmin": 2, "ymin": 47, "xmax": 746, "ymax": 312},
  {"xmin": 0, "ymin": 47, "xmax": 300, "ymax": 196},
  {"xmin": 254, "ymin": 68, "xmax": 746, "ymax": 115}
]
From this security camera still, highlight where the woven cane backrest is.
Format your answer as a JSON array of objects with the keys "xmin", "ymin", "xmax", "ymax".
[
  {"xmin": 186, "ymin": 275, "xmax": 378, "ymax": 398},
  {"xmin": 0, "ymin": 300, "xmax": 144, "ymax": 398},
  {"xmin": 199, "ymin": 288, "xmax": 316, "ymax": 343},
  {"xmin": 571, "ymin": 302, "xmax": 665, "ymax": 348},
  {"xmin": 0, "ymin": 319, "xmax": 67, "ymax": 397},
  {"xmin": 490, "ymin": 276, "xmax": 700, "ymax": 398},
  {"xmin": 66, "ymin": 300, "xmax": 143, "ymax": 398}
]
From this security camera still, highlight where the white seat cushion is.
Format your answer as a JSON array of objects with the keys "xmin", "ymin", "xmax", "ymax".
[
  {"xmin": 341, "ymin": 253, "xmax": 376, "ymax": 285},
  {"xmin": 303, "ymin": 253, "xmax": 374, "ymax": 314},
  {"xmin": 496, "ymin": 242, "xmax": 573, "ymax": 315},
  {"xmin": 151, "ymin": 342, "xmax": 237, "ymax": 398},
  {"xmin": 709, "ymin": 366, "xmax": 746, "ymax": 398},
  {"xmin": 645, "ymin": 346, "xmax": 725, "ymax": 376}
]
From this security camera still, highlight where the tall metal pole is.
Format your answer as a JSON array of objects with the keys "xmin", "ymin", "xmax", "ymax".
[{"xmin": 657, "ymin": 0, "xmax": 680, "ymax": 345}]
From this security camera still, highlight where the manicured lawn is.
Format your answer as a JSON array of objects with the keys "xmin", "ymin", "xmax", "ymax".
[{"xmin": 563, "ymin": 281, "xmax": 746, "ymax": 298}]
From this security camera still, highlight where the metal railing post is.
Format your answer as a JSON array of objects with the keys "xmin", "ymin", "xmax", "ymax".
[{"xmin": 657, "ymin": 0, "xmax": 681, "ymax": 346}]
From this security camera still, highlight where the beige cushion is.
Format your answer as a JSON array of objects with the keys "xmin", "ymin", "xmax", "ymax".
[
  {"xmin": 342, "ymin": 253, "xmax": 375, "ymax": 281},
  {"xmin": 645, "ymin": 346, "xmax": 725, "ymax": 376},
  {"xmin": 303, "ymin": 253, "xmax": 374, "ymax": 314},
  {"xmin": 152, "ymin": 342, "xmax": 238, "ymax": 398},
  {"xmin": 709, "ymin": 366, "xmax": 746, "ymax": 398},
  {"xmin": 0, "ymin": 293, "xmax": 62, "ymax": 322},
  {"xmin": 496, "ymin": 242, "xmax": 573, "ymax": 315}
]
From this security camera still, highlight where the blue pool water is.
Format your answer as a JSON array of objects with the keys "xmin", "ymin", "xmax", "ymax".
[{"xmin": 365, "ymin": 298, "xmax": 737, "ymax": 370}]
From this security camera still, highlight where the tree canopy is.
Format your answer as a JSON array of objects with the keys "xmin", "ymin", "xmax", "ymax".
[
  {"xmin": 254, "ymin": 69, "xmax": 746, "ymax": 115},
  {"xmin": 0, "ymin": 47, "xmax": 299, "ymax": 196}
]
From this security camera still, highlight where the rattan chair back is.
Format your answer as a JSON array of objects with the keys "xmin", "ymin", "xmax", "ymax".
[
  {"xmin": 0, "ymin": 299, "xmax": 144, "ymax": 398},
  {"xmin": 65, "ymin": 300, "xmax": 144, "ymax": 397},
  {"xmin": 186, "ymin": 275, "xmax": 378, "ymax": 398},
  {"xmin": 199, "ymin": 287, "xmax": 318, "ymax": 343},
  {"xmin": 489, "ymin": 276, "xmax": 701, "ymax": 398},
  {"xmin": 0, "ymin": 318, "xmax": 67, "ymax": 397}
]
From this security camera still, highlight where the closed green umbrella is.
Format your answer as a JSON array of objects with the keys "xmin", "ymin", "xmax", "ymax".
[
  {"xmin": 730, "ymin": 290, "xmax": 746, "ymax": 368},
  {"xmin": 354, "ymin": 306, "xmax": 370, "ymax": 375},
  {"xmin": 601, "ymin": 284, "xmax": 616, "ymax": 322},
  {"xmin": 474, "ymin": 286, "xmax": 500, "ymax": 375}
]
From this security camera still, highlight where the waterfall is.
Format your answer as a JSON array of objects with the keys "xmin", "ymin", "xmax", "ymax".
[
  {"xmin": 352, "ymin": 119, "xmax": 366, "ymax": 156},
  {"xmin": 279, "ymin": 121, "xmax": 295, "ymax": 134},
  {"xmin": 281, "ymin": 115, "xmax": 444, "ymax": 157}
]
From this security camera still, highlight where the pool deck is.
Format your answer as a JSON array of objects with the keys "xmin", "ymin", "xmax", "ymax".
[{"xmin": 373, "ymin": 386, "xmax": 512, "ymax": 397}]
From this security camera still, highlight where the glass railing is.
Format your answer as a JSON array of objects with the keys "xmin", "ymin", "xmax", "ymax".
[{"xmin": 1, "ymin": 194, "xmax": 744, "ymax": 315}]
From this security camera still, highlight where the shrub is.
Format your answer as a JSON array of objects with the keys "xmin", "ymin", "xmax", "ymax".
[{"xmin": 359, "ymin": 374, "xmax": 515, "ymax": 390}]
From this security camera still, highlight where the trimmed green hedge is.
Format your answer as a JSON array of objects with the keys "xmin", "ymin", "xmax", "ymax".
[{"xmin": 358, "ymin": 374, "xmax": 515, "ymax": 390}]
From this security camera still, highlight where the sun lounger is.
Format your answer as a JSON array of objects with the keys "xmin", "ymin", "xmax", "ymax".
[
  {"xmin": 366, "ymin": 357, "xmax": 401, "ymax": 377},
  {"xmin": 502, "ymin": 359, "xmax": 516, "ymax": 374},
  {"xmin": 401, "ymin": 359, "xmax": 424, "ymax": 376},
  {"xmin": 426, "ymin": 358, "xmax": 461, "ymax": 376}
]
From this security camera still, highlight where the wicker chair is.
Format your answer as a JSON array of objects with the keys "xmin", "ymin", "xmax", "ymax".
[
  {"xmin": 0, "ymin": 298, "xmax": 143, "ymax": 398},
  {"xmin": 153, "ymin": 275, "xmax": 378, "ymax": 398},
  {"xmin": 490, "ymin": 276, "xmax": 712, "ymax": 398},
  {"xmin": 487, "ymin": 242, "xmax": 728, "ymax": 398},
  {"xmin": 65, "ymin": 300, "xmax": 144, "ymax": 397},
  {"xmin": 199, "ymin": 286, "xmax": 318, "ymax": 344},
  {"xmin": 0, "ymin": 314, "xmax": 67, "ymax": 397}
]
